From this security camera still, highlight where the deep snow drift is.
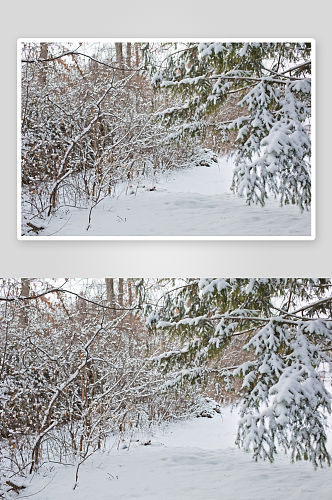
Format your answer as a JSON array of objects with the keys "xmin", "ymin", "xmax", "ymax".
[
  {"xmin": 12, "ymin": 405, "xmax": 332, "ymax": 500},
  {"xmin": 21, "ymin": 157, "xmax": 312, "ymax": 237}
]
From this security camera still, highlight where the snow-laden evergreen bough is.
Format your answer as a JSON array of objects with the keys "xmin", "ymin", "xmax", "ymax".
[
  {"xmin": 145, "ymin": 278, "xmax": 332, "ymax": 467},
  {"xmin": 147, "ymin": 42, "xmax": 312, "ymax": 210}
]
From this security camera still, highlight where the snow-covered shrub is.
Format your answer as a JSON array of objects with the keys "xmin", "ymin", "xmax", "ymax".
[
  {"xmin": 189, "ymin": 148, "xmax": 218, "ymax": 168},
  {"xmin": 0, "ymin": 279, "xmax": 210, "ymax": 483},
  {"xmin": 20, "ymin": 42, "xmax": 208, "ymax": 234},
  {"xmin": 187, "ymin": 397, "xmax": 221, "ymax": 418}
]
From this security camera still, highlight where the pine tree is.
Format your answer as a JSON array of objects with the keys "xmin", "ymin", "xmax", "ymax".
[
  {"xmin": 147, "ymin": 42, "xmax": 312, "ymax": 210},
  {"xmin": 145, "ymin": 278, "xmax": 332, "ymax": 467}
]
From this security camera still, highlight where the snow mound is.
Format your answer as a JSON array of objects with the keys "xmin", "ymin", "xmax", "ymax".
[
  {"xmin": 12, "ymin": 407, "xmax": 332, "ymax": 500},
  {"xmin": 21, "ymin": 157, "xmax": 311, "ymax": 237}
]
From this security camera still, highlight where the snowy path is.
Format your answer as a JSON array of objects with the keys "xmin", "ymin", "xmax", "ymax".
[
  {"xmin": 21, "ymin": 408, "xmax": 332, "ymax": 500},
  {"xmin": 25, "ymin": 158, "xmax": 311, "ymax": 237}
]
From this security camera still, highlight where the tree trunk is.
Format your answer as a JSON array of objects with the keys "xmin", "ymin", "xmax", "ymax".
[
  {"xmin": 118, "ymin": 278, "xmax": 124, "ymax": 308},
  {"xmin": 128, "ymin": 279, "xmax": 133, "ymax": 319},
  {"xmin": 115, "ymin": 43, "xmax": 125, "ymax": 79},
  {"xmin": 39, "ymin": 43, "xmax": 48, "ymax": 86},
  {"xmin": 128, "ymin": 279, "xmax": 132, "ymax": 305},
  {"xmin": 105, "ymin": 278, "xmax": 115, "ymax": 318},
  {"xmin": 21, "ymin": 278, "xmax": 31, "ymax": 298},
  {"xmin": 20, "ymin": 279, "xmax": 30, "ymax": 327},
  {"xmin": 126, "ymin": 43, "xmax": 132, "ymax": 70},
  {"xmin": 135, "ymin": 44, "xmax": 140, "ymax": 68}
]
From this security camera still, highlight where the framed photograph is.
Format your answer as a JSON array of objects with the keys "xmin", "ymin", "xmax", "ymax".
[{"xmin": 18, "ymin": 39, "xmax": 315, "ymax": 240}]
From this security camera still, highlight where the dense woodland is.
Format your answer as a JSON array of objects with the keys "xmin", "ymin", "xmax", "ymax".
[
  {"xmin": 1, "ymin": 278, "xmax": 331, "ymax": 496},
  {"xmin": 20, "ymin": 41, "xmax": 312, "ymax": 233},
  {"xmin": 21, "ymin": 42, "xmax": 209, "ymax": 232},
  {"xmin": 0, "ymin": 279, "xmax": 220, "ymax": 493}
]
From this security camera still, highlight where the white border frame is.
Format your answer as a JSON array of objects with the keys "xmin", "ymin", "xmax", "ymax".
[{"xmin": 17, "ymin": 38, "xmax": 316, "ymax": 241}]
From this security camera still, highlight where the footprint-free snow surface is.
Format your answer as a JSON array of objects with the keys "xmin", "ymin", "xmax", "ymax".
[
  {"xmin": 24, "ymin": 157, "xmax": 311, "ymax": 237},
  {"xmin": 19, "ymin": 407, "xmax": 332, "ymax": 500}
]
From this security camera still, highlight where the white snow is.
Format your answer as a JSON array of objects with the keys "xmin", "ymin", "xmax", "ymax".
[
  {"xmin": 22, "ymin": 157, "xmax": 311, "ymax": 237},
  {"xmin": 16, "ymin": 406, "xmax": 332, "ymax": 500}
]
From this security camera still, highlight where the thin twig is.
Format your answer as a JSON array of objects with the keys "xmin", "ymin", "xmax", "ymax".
[
  {"xmin": 46, "ymin": 214, "xmax": 72, "ymax": 236},
  {"xmin": 16, "ymin": 473, "xmax": 56, "ymax": 499}
]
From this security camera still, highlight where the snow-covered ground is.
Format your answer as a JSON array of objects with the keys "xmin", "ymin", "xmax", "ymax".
[
  {"xmin": 14, "ymin": 406, "xmax": 332, "ymax": 500},
  {"xmin": 21, "ymin": 157, "xmax": 312, "ymax": 238}
]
